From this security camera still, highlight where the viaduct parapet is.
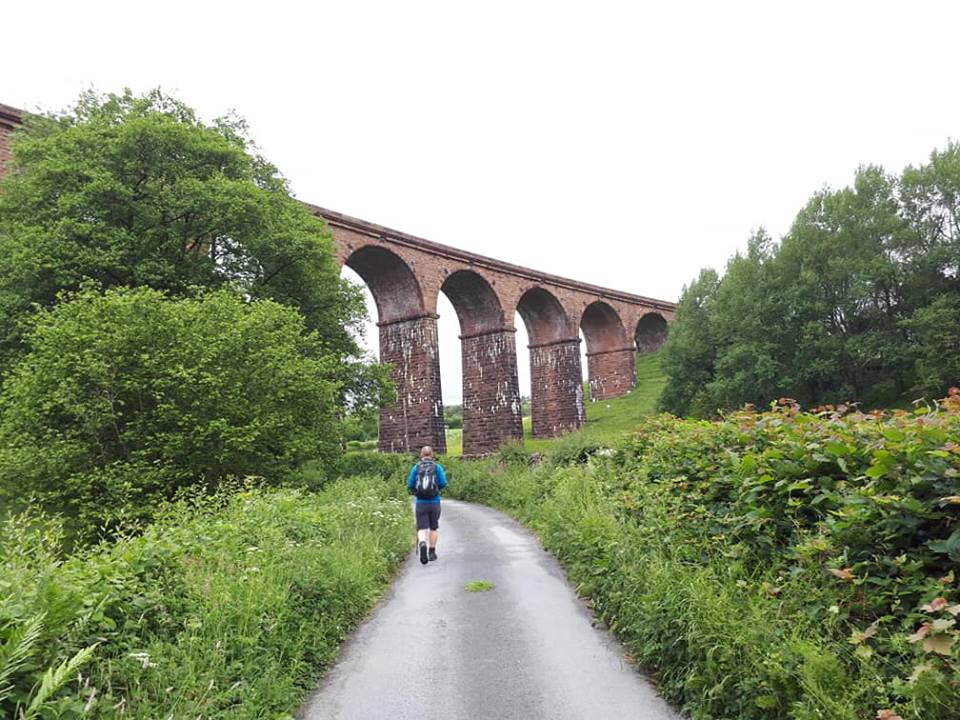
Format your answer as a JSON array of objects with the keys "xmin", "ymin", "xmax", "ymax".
[{"xmin": 0, "ymin": 104, "xmax": 676, "ymax": 457}]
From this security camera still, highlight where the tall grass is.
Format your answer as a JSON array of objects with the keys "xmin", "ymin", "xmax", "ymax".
[{"xmin": 0, "ymin": 478, "xmax": 410, "ymax": 719}]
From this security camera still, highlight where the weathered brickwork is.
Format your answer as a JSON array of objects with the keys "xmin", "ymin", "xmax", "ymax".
[
  {"xmin": 321, "ymin": 206, "xmax": 675, "ymax": 453},
  {"xmin": 0, "ymin": 102, "xmax": 677, "ymax": 457},
  {"xmin": 378, "ymin": 316, "xmax": 446, "ymax": 454},
  {"xmin": 461, "ymin": 329, "xmax": 523, "ymax": 457},
  {"xmin": 636, "ymin": 312, "xmax": 669, "ymax": 354},
  {"xmin": 0, "ymin": 104, "xmax": 20, "ymax": 177},
  {"xmin": 587, "ymin": 347, "xmax": 636, "ymax": 401},
  {"xmin": 530, "ymin": 340, "xmax": 585, "ymax": 437}
]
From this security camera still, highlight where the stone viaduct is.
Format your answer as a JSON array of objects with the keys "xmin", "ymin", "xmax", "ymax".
[
  {"xmin": 0, "ymin": 102, "xmax": 676, "ymax": 457},
  {"xmin": 309, "ymin": 205, "xmax": 674, "ymax": 456}
]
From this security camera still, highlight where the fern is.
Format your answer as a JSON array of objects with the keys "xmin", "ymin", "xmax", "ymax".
[
  {"xmin": 0, "ymin": 613, "xmax": 45, "ymax": 705},
  {"xmin": 21, "ymin": 642, "xmax": 98, "ymax": 719}
]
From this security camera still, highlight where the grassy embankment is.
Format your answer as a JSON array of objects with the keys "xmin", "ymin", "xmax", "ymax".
[
  {"xmin": 435, "ymin": 351, "xmax": 960, "ymax": 720},
  {"xmin": 443, "ymin": 350, "xmax": 667, "ymax": 456},
  {"xmin": 1, "ymin": 478, "xmax": 409, "ymax": 719}
]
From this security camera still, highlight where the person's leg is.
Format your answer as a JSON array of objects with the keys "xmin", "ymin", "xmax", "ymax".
[
  {"xmin": 428, "ymin": 505, "xmax": 440, "ymax": 560},
  {"xmin": 415, "ymin": 505, "xmax": 430, "ymax": 564}
]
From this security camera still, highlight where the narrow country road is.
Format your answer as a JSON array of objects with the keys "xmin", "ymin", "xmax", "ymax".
[{"xmin": 298, "ymin": 499, "xmax": 681, "ymax": 720}]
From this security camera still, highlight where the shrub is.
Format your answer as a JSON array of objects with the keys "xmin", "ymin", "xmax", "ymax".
[
  {"xmin": 0, "ymin": 286, "xmax": 342, "ymax": 538},
  {"xmin": 446, "ymin": 396, "xmax": 960, "ymax": 719},
  {"xmin": 328, "ymin": 451, "xmax": 411, "ymax": 484}
]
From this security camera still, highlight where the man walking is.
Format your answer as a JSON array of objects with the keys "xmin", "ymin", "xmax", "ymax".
[{"xmin": 407, "ymin": 446, "xmax": 448, "ymax": 564}]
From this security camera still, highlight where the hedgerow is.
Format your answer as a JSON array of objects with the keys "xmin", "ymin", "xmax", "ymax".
[
  {"xmin": 444, "ymin": 394, "xmax": 960, "ymax": 719},
  {"xmin": 0, "ymin": 477, "xmax": 409, "ymax": 719}
]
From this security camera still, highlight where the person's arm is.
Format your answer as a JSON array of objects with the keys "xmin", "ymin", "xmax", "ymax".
[
  {"xmin": 437, "ymin": 464, "xmax": 448, "ymax": 490},
  {"xmin": 407, "ymin": 464, "xmax": 418, "ymax": 492}
]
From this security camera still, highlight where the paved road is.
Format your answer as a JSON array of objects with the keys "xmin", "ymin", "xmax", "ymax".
[{"xmin": 299, "ymin": 499, "xmax": 681, "ymax": 720}]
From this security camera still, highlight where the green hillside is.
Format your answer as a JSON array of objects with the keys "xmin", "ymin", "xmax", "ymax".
[{"xmin": 446, "ymin": 350, "xmax": 665, "ymax": 456}]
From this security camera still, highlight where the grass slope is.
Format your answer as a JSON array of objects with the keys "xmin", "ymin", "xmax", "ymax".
[{"xmin": 445, "ymin": 350, "xmax": 665, "ymax": 456}]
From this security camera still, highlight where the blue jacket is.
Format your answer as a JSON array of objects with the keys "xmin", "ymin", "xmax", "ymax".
[{"xmin": 407, "ymin": 460, "xmax": 447, "ymax": 504}]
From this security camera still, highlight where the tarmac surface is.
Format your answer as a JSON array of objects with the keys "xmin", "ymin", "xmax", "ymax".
[{"xmin": 299, "ymin": 499, "xmax": 681, "ymax": 720}]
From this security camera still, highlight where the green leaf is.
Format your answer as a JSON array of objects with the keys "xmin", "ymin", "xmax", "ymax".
[{"xmin": 928, "ymin": 529, "xmax": 960, "ymax": 562}]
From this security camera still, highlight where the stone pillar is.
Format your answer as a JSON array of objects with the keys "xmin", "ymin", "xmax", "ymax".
[
  {"xmin": 378, "ymin": 315, "xmax": 446, "ymax": 454},
  {"xmin": 587, "ymin": 346, "xmax": 636, "ymax": 401},
  {"xmin": 461, "ymin": 328, "xmax": 523, "ymax": 457},
  {"xmin": 529, "ymin": 338, "xmax": 585, "ymax": 438}
]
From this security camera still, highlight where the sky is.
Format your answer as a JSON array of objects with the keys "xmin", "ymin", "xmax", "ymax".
[{"xmin": 4, "ymin": 1, "xmax": 960, "ymax": 403}]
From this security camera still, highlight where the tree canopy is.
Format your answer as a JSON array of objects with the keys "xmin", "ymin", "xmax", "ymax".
[
  {"xmin": 661, "ymin": 144, "xmax": 960, "ymax": 416},
  {"xmin": 0, "ymin": 90, "xmax": 382, "ymax": 399}
]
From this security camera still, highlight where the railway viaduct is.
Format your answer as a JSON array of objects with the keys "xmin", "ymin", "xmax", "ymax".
[{"xmin": 0, "ymin": 103, "xmax": 675, "ymax": 457}]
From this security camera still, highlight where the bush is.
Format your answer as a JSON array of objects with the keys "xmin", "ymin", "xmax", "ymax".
[
  {"xmin": 0, "ymin": 478, "xmax": 410, "ymax": 719},
  {"xmin": 0, "ymin": 286, "xmax": 343, "ymax": 539},
  {"xmin": 445, "ymin": 396, "xmax": 960, "ymax": 719},
  {"xmin": 328, "ymin": 451, "xmax": 411, "ymax": 483}
]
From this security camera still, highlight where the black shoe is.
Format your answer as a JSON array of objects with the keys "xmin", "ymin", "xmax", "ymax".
[
  {"xmin": 428, "ymin": 548, "xmax": 438, "ymax": 561},
  {"xmin": 419, "ymin": 541, "xmax": 428, "ymax": 565}
]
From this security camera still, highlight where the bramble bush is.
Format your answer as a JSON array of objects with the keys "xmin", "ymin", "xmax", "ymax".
[
  {"xmin": 445, "ymin": 394, "xmax": 960, "ymax": 719},
  {"xmin": 0, "ymin": 478, "xmax": 409, "ymax": 719},
  {"xmin": 0, "ymin": 286, "xmax": 344, "ymax": 540}
]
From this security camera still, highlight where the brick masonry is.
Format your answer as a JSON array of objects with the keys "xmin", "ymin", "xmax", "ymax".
[
  {"xmin": 378, "ymin": 316, "xmax": 447, "ymax": 454},
  {"xmin": 587, "ymin": 347, "xmax": 637, "ymax": 401},
  {"xmin": 636, "ymin": 312, "xmax": 669, "ymax": 354},
  {"xmin": 530, "ymin": 340, "xmax": 585, "ymax": 437},
  {"xmin": 461, "ymin": 329, "xmax": 524, "ymax": 457},
  {"xmin": 0, "ymin": 102, "xmax": 677, "ymax": 457},
  {"xmin": 0, "ymin": 104, "xmax": 21, "ymax": 177}
]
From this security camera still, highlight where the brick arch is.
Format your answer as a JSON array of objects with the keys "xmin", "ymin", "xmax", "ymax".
[
  {"xmin": 580, "ymin": 301, "xmax": 636, "ymax": 401},
  {"xmin": 516, "ymin": 287, "xmax": 577, "ymax": 345},
  {"xmin": 343, "ymin": 245, "xmax": 425, "ymax": 324},
  {"xmin": 517, "ymin": 287, "xmax": 584, "ymax": 438},
  {"xmin": 580, "ymin": 301, "xmax": 629, "ymax": 353},
  {"xmin": 344, "ymin": 245, "xmax": 444, "ymax": 454},
  {"xmin": 441, "ymin": 270, "xmax": 522, "ymax": 456},
  {"xmin": 636, "ymin": 311, "xmax": 669, "ymax": 354},
  {"xmin": 440, "ymin": 270, "xmax": 504, "ymax": 336}
]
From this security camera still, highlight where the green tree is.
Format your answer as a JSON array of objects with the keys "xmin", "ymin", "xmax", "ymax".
[
  {"xmin": 0, "ymin": 90, "xmax": 384, "ymax": 410},
  {"xmin": 778, "ymin": 166, "xmax": 910, "ymax": 406},
  {"xmin": 658, "ymin": 268, "xmax": 721, "ymax": 416},
  {"xmin": 0, "ymin": 286, "xmax": 343, "ymax": 538},
  {"xmin": 901, "ymin": 294, "xmax": 960, "ymax": 397},
  {"xmin": 899, "ymin": 141, "xmax": 960, "ymax": 302},
  {"xmin": 705, "ymin": 229, "xmax": 790, "ymax": 410}
]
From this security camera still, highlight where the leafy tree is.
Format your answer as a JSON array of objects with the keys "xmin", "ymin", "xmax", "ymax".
[
  {"xmin": 902, "ymin": 294, "xmax": 960, "ymax": 397},
  {"xmin": 658, "ymin": 268, "xmax": 721, "ymax": 416},
  {"xmin": 0, "ymin": 89, "xmax": 385, "ymax": 411},
  {"xmin": 705, "ymin": 229, "xmax": 790, "ymax": 410},
  {"xmin": 778, "ymin": 166, "xmax": 910, "ymax": 405},
  {"xmin": 662, "ymin": 149, "xmax": 960, "ymax": 416},
  {"xmin": 0, "ymin": 286, "xmax": 343, "ymax": 538},
  {"xmin": 444, "ymin": 404, "xmax": 463, "ymax": 430}
]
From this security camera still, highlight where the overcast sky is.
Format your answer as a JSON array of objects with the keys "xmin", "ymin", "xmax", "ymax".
[{"xmin": 5, "ymin": 1, "xmax": 960, "ymax": 404}]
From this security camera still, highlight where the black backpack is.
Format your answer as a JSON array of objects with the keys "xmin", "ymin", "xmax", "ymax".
[{"xmin": 414, "ymin": 459, "xmax": 439, "ymax": 499}]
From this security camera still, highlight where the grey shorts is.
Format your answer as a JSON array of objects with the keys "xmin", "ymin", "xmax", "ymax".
[{"xmin": 415, "ymin": 503, "xmax": 441, "ymax": 530}]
